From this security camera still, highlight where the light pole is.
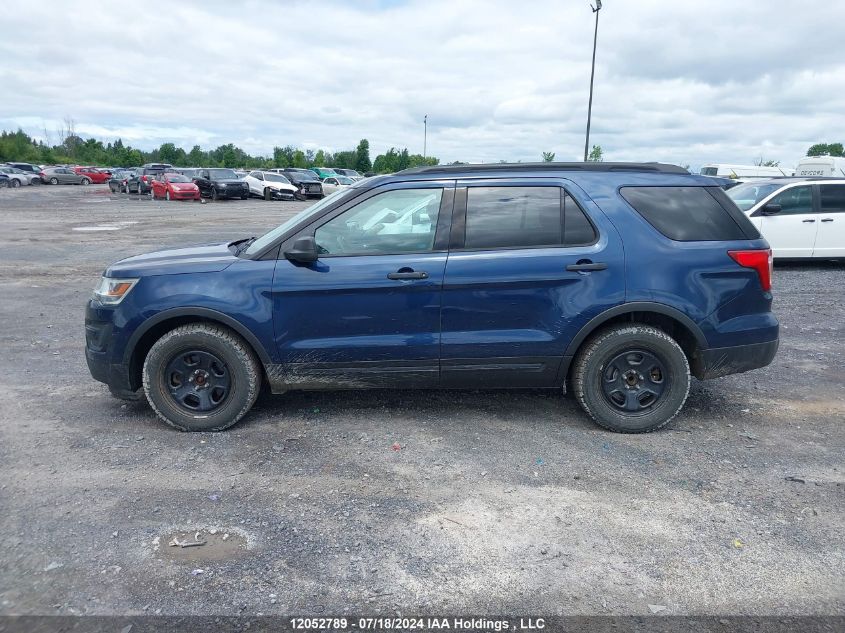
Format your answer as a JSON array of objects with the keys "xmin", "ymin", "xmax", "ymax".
[
  {"xmin": 583, "ymin": 0, "xmax": 602, "ymax": 162},
  {"xmin": 423, "ymin": 114, "xmax": 428, "ymax": 161}
]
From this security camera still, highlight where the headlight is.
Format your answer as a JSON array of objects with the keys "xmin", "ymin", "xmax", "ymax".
[
  {"xmin": 93, "ymin": 277, "xmax": 138, "ymax": 305},
  {"xmin": 219, "ymin": 183, "xmax": 227, "ymax": 188}
]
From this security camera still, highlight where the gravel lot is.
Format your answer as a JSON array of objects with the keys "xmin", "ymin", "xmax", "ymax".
[{"xmin": 0, "ymin": 184, "xmax": 842, "ymax": 617}]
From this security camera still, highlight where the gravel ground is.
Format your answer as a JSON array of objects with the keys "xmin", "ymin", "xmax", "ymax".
[{"xmin": 0, "ymin": 184, "xmax": 842, "ymax": 617}]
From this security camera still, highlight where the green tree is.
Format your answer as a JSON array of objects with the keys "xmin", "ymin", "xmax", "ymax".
[
  {"xmin": 332, "ymin": 150, "xmax": 357, "ymax": 169},
  {"xmin": 292, "ymin": 149, "xmax": 307, "ymax": 168},
  {"xmin": 273, "ymin": 146, "xmax": 293, "ymax": 167},
  {"xmin": 314, "ymin": 149, "xmax": 326, "ymax": 167},
  {"xmin": 807, "ymin": 143, "xmax": 844, "ymax": 157},
  {"xmin": 187, "ymin": 145, "xmax": 205, "ymax": 166},
  {"xmin": 587, "ymin": 145, "xmax": 603, "ymax": 162},
  {"xmin": 542, "ymin": 151, "xmax": 555, "ymax": 162},
  {"xmin": 355, "ymin": 139, "xmax": 371, "ymax": 173},
  {"xmin": 124, "ymin": 149, "xmax": 143, "ymax": 167},
  {"xmin": 158, "ymin": 143, "xmax": 186, "ymax": 165}
]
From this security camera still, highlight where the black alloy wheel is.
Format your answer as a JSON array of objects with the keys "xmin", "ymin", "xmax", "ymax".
[
  {"xmin": 600, "ymin": 349, "xmax": 668, "ymax": 415},
  {"xmin": 163, "ymin": 349, "xmax": 231, "ymax": 413}
]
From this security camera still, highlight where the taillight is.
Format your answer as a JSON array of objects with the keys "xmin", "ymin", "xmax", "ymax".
[{"xmin": 728, "ymin": 249, "xmax": 772, "ymax": 292}]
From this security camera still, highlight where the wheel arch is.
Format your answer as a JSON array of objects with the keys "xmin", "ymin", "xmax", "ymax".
[
  {"xmin": 124, "ymin": 307, "xmax": 272, "ymax": 391},
  {"xmin": 560, "ymin": 302, "xmax": 708, "ymax": 383}
]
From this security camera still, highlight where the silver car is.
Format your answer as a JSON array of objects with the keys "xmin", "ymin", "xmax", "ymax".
[
  {"xmin": 41, "ymin": 167, "xmax": 90, "ymax": 185},
  {"xmin": 0, "ymin": 166, "xmax": 39, "ymax": 187}
]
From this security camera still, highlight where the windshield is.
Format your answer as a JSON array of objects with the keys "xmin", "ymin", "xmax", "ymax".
[
  {"xmin": 165, "ymin": 174, "xmax": 191, "ymax": 183},
  {"xmin": 208, "ymin": 169, "xmax": 238, "ymax": 179},
  {"xmin": 726, "ymin": 182, "xmax": 783, "ymax": 211},
  {"xmin": 244, "ymin": 188, "xmax": 358, "ymax": 256},
  {"xmin": 287, "ymin": 169, "xmax": 318, "ymax": 180},
  {"xmin": 335, "ymin": 176, "xmax": 354, "ymax": 184},
  {"xmin": 264, "ymin": 173, "xmax": 291, "ymax": 184}
]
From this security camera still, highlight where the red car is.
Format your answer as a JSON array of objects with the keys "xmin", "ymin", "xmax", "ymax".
[
  {"xmin": 73, "ymin": 166, "xmax": 111, "ymax": 184},
  {"xmin": 150, "ymin": 172, "xmax": 201, "ymax": 201}
]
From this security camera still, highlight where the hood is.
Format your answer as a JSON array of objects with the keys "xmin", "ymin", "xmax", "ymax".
[
  {"xmin": 210, "ymin": 178, "xmax": 246, "ymax": 186},
  {"xmin": 171, "ymin": 182, "xmax": 198, "ymax": 190},
  {"xmin": 104, "ymin": 242, "xmax": 238, "ymax": 278},
  {"xmin": 269, "ymin": 182, "xmax": 297, "ymax": 191}
]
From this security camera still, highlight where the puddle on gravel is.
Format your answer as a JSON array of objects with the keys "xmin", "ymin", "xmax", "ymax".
[{"xmin": 155, "ymin": 529, "xmax": 250, "ymax": 562}]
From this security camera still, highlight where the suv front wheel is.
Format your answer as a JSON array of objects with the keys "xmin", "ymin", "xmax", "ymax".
[
  {"xmin": 143, "ymin": 323, "xmax": 261, "ymax": 431},
  {"xmin": 572, "ymin": 324, "xmax": 690, "ymax": 433}
]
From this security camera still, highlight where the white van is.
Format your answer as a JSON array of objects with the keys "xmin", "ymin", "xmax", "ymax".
[
  {"xmin": 699, "ymin": 164, "xmax": 792, "ymax": 178},
  {"xmin": 726, "ymin": 178, "xmax": 845, "ymax": 260},
  {"xmin": 794, "ymin": 156, "xmax": 845, "ymax": 177}
]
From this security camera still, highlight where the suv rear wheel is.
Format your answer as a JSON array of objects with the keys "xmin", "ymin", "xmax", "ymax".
[
  {"xmin": 572, "ymin": 324, "xmax": 690, "ymax": 433},
  {"xmin": 142, "ymin": 323, "xmax": 261, "ymax": 431}
]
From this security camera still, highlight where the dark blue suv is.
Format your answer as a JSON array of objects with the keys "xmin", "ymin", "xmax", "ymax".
[{"xmin": 85, "ymin": 163, "xmax": 779, "ymax": 433}]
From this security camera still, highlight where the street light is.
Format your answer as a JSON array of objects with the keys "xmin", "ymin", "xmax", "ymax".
[
  {"xmin": 583, "ymin": 0, "xmax": 602, "ymax": 162},
  {"xmin": 423, "ymin": 114, "xmax": 428, "ymax": 161}
]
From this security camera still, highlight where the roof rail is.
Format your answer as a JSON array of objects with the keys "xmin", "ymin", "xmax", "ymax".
[{"xmin": 397, "ymin": 162, "xmax": 690, "ymax": 175}]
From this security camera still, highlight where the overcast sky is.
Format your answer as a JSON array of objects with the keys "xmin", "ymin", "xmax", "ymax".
[{"xmin": 1, "ymin": 0, "xmax": 842, "ymax": 169}]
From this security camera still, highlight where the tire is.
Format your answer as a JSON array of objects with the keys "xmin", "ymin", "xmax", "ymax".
[
  {"xmin": 211, "ymin": 187, "xmax": 219, "ymax": 201},
  {"xmin": 264, "ymin": 188, "xmax": 272, "ymax": 201},
  {"xmin": 571, "ymin": 324, "xmax": 690, "ymax": 433},
  {"xmin": 165, "ymin": 190, "xmax": 171, "ymax": 201},
  {"xmin": 81, "ymin": 177, "xmax": 91, "ymax": 185},
  {"xmin": 11, "ymin": 179, "xmax": 20, "ymax": 188},
  {"xmin": 142, "ymin": 323, "xmax": 261, "ymax": 432},
  {"xmin": 50, "ymin": 177, "xmax": 59, "ymax": 185},
  {"xmin": 0, "ymin": 180, "xmax": 8, "ymax": 188}
]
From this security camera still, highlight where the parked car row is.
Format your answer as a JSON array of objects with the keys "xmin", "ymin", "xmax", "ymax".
[
  {"xmin": 0, "ymin": 165, "xmax": 43, "ymax": 187},
  {"xmin": 106, "ymin": 165, "xmax": 337, "ymax": 201}
]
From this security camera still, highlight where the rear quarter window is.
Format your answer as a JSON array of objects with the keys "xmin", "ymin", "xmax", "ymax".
[{"xmin": 620, "ymin": 186, "xmax": 759, "ymax": 241}]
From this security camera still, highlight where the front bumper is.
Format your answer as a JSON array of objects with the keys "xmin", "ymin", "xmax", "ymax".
[
  {"xmin": 216, "ymin": 186, "xmax": 249, "ymax": 198},
  {"xmin": 170, "ymin": 189, "xmax": 200, "ymax": 200},
  {"xmin": 692, "ymin": 337, "xmax": 779, "ymax": 380},
  {"xmin": 85, "ymin": 301, "xmax": 137, "ymax": 398}
]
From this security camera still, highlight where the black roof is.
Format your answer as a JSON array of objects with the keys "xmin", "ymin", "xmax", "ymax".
[{"xmin": 398, "ymin": 162, "xmax": 690, "ymax": 176}]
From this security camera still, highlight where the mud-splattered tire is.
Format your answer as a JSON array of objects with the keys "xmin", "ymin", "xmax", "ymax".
[
  {"xmin": 142, "ymin": 323, "xmax": 261, "ymax": 431},
  {"xmin": 572, "ymin": 324, "xmax": 690, "ymax": 433}
]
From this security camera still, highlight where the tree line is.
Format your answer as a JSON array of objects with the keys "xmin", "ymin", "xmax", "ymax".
[{"xmin": 0, "ymin": 128, "xmax": 440, "ymax": 174}]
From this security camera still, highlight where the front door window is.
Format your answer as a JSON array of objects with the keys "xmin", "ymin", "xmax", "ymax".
[{"xmin": 314, "ymin": 188, "xmax": 442, "ymax": 256}]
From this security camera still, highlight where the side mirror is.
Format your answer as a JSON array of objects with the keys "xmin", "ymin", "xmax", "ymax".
[
  {"xmin": 761, "ymin": 203, "xmax": 782, "ymax": 215},
  {"xmin": 284, "ymin": 235, "xmax": 319, "ymax": 263}
]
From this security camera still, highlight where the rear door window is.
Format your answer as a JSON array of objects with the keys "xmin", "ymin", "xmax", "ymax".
[
  {"xmin": 621, "ymin": 186, "xmax": 752, "ymax": 241},
  {"xmin": 819, "ymin": 184, "xmax": 845, "ymax": 213},
  {"xmin": 464, "ymin": 187, "xmax": 561, "ymax": 249},
  {"xmin": 463, "ymin": 186, "xmax": 596, "ymax": 249}
]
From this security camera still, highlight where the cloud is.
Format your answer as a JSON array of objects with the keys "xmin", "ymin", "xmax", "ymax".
[{"xmin": 0, "ymin": 0, "xmax": 842, "ymax": 170}]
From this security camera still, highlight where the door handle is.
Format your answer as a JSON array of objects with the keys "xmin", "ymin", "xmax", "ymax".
[
  {"xmin": 821, "ymin": 218, "xmax": 834, "ymax": 222},
  {"xmin": 566, "ymin": 262, "xmax": 608, "ymax": 272},
  {"xmin": 387, "ymin": 271, "xmax": 428, "ymax": 280},
  {"xmin": 802, "ymin": 219, "xmax": 816, "ymax": 223}
]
